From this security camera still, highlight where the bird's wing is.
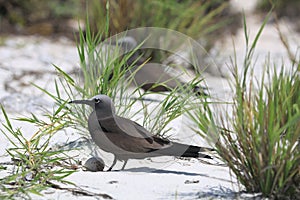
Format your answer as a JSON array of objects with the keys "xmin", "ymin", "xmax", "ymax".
[
  {"xmin": 104, "ymin": 133, "xmax": 159, "ymax": 154},
  {"xmin": 114, "ymin": 116, "xmax": 154, "ymax": 142},
  {"xmin": 98, "ymin": 115, "xmax": 172, "ymax": 151},
  {"xmin": 133, "ymin": 121, "xmax": 171, "ymax": 146},
  {"xmin": 97, "ymin": 115, "xmax": 152, "ymax": 142},
  {"xmin": 115, "ymin": 116, "xmax": 171, "ymax": 148}
]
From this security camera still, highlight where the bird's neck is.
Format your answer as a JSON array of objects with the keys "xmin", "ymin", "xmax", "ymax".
[
  {"xmin": 95, "ymin": 110, "xmax": 115, "ymax": 121},
  {"xmin": 88, "ymin": 111, "xmax": 114, "ymax": 133}
]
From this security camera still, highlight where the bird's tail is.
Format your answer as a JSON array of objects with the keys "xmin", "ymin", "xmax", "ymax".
[{"xmin": 157, "ymin": 142, "xmax": 214, "ymax": 159}]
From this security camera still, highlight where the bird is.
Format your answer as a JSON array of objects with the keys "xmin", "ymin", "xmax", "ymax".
[
  {"xmin": 110, "ymin": 37, "xmax": 208, "ymax": 96},
  {"xmin": 69, "ymin": 94, "xmax": 213, "ymax": 171}
]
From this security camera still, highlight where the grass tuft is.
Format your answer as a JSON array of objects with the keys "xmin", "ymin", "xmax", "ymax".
[
  {"xmin": 189, "ymin": 14, "xmax": 300, "ymax": 199},
  {"xmin": 0, "ymin": 104, "xmax": 76, "ymax": 199}
]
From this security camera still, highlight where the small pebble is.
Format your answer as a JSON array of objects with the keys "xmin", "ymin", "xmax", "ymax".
[{"xmin": 83, "ymin": 157, "xmax": 105, "ymax": 172}]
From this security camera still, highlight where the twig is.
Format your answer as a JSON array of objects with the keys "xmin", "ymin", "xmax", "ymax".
[{"xmin": 47, "ymin": 181, "xmax": 113, "ymax": 199}]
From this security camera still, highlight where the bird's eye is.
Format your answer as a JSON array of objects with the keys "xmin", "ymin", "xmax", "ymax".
[{"xmin": 95, "ymin": 98, "xmax": 102, "ymax": 103}]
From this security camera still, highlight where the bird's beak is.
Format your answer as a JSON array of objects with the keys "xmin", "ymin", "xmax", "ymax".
[{"xmin": 69, "ymin": 99, "xmax": 93, "ymax": 106}]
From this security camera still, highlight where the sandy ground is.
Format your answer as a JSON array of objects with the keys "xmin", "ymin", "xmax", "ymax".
[
  {"xmin": 0, "ymin": 34, "xmax": 237, "ymax": 199},
  {"xmin": 1, "ymin": 0, "xmax": 299, "ymax": 199}
]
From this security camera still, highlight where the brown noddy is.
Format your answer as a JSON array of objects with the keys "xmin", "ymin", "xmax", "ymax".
[
  {"xmin": 112, "ymin": 37, "xmax": 208, "ymax": 96},
  {"xmin": 70, "ymin": 94, "xmax": 213, "ymax": 171}
]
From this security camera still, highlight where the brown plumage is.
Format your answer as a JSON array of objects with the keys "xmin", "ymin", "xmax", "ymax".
[{"xmin": 70, "ymin": 94, "xmax": 213, "ymax": 171}]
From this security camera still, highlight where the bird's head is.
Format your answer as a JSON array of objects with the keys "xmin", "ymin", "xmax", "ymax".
[{"xmin": 69, "ymin": 94, "xmax": 116, "ymax": 119}]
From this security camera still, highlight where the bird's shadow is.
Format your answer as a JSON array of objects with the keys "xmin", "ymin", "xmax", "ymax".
[
  {"xmin": 122, "ymin": 167, "xmax": 205, "ymax": 176},
  {"xmin": 120, "ymin": 167, "xmax": 235, "ymax": 183}
]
